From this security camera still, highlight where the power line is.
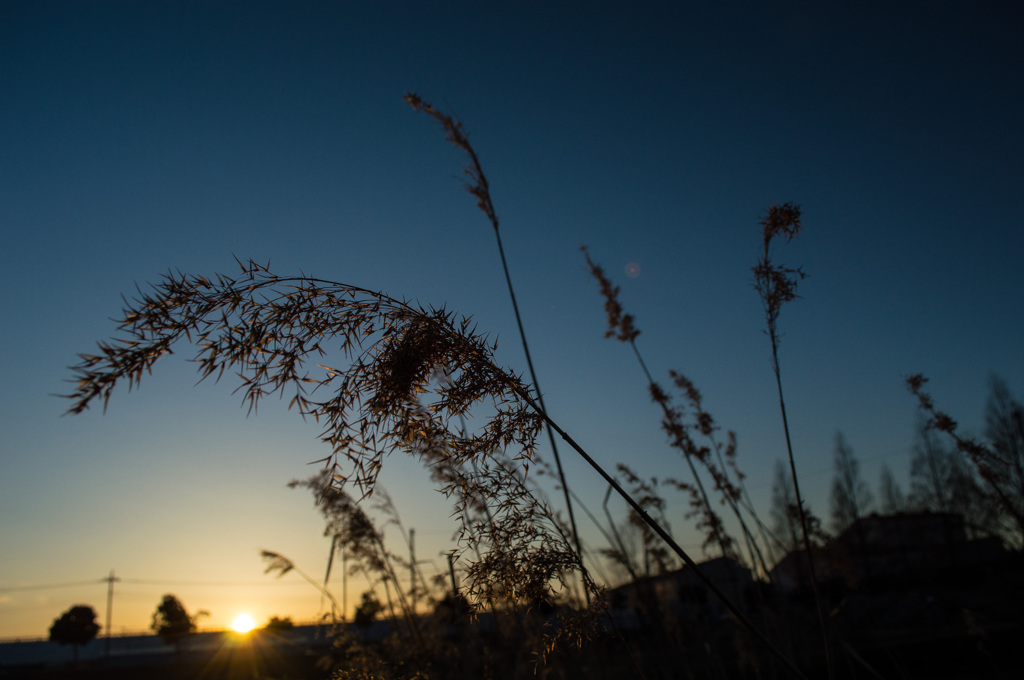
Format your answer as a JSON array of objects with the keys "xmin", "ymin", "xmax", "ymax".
[
  {"xmin": 120, "ymin": 578, "xmax": 323, "ymax": 587},
  {"xmin": 1, "ymin": 576, "xmax": 328, "ymax": 593},
  {"xmin": 0, "ymin": 579, "xmax": 103, "ymax": 593}
]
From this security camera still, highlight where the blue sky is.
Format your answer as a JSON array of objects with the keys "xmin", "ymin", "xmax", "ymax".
[{"xmin": 2, "ymin": 1, "xmax": 1022, "ymax": 638}]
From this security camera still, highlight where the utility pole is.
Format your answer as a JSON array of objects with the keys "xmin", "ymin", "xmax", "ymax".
[
  {"xmin": 409, "ymin": 529, "xmax": 417, "ymax": 614},
  {"xmin": 447, "ymin": 553, "xmax": 458, "ymax": 597},
  {"xmin": 341, "ymin": 546, "xmax": 348, "ymax": 622},
  {"xmin": 323, "ymin": 535, "xmax": 338, "ymax": 622},
  {"xmin": 103, "ymin": 569, "xmax": 119, "ymax": 658},
  {"xmin": 407, "ymin": 529, "xmax": 429, "ymax": 615}
]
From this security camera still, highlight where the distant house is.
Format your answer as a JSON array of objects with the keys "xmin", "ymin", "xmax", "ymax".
[
  {"xmin": 769, "ymin": 548, "xmax": 837, "ymax": 594},
  {"xmin": 829, "ymin": 511, "xmax": 1004, "ymax": 586},
  {"xmin": 769, "ymin": 511, "xmax": 1005, "ymax": 593},
  {"xmin": 608, "ymin": 556, "xmax": 754, "ymax": 626}
]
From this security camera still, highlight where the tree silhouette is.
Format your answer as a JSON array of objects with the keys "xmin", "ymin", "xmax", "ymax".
[
  {"xmin": 49, "ymin": 604, "xmax": 100, "ymax": 666},
  {"xmin": 878, "ymin": 463, "xmax": 906, "ymax": 513},
  {"xmin": 907, "ymin": 374, "xmax": 1024, "ymax": 544},
  {"xmin": 828, "ymin": 432, "xmax": 873, "ymax": 533},
  {"xmin": 151, "ymin": 594, "xmax": 196, "ymax": 648},
  {"xmin": 907, "ymin": 421, "xmax": 995, "ymax": 534},
  {"xmin": 433, "ymin": 592, "xmax": 471, "ymax": 625},
  {"xmin": 353, "ymin": 591, "xmax": 383, "ymax": 628},
  {"xmin": 769, "ymin": 460, "xmax": 801, "ymax": 554},
  {"xmin": 983, "ymin": 375, "xmax": 1024, "ymax": 545},
  {"xmin": 264, "ymin": 616, "xmax": 294, "ymax": 634}
]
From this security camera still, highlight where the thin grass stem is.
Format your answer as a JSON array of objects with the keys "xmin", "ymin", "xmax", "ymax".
[
  {"xmin": 406, "ymin": 95, "xmax": 589, "ymax": 603},
  {"xmin": 516, "ymin": 389, "xmax": 811, "ymax": 680}
]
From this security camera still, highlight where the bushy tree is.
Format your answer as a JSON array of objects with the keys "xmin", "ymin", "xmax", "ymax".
[
  {"xmin": 264, "ymin": 616, "xmax": 294, "ymax": 633},
  {"xmin": 907, "ymin": 421, "xmax": 1003, "ymax": 539},
  {"xmin": 769, "ymin": 460, "xmax": 801, "ymax": 555},
  {"xmin": 49, "ymin": 604, "xmax": 100, "ymax": 665},
  {"xmin": 983, "ymin": 375, "xmax": 1024, "ymax": 542},
  {"xmin": 433, "ymin": 592, "xmax": 472, "ymax": 625},
  {"xmin": 907, "ymin": 374, "xmax": 1024, "ymax": 547},
  {"xmin": 878, "ymin": 463, "xmax": 906, "ymax": 514},
  {"xmin": 828, "ymin": 432, "xmax": 873, "ymax": 533},
  {"xmin": 909, "ymin": 424, "xmax": 972, "ymax": 512},
  {"xmin": 353, "ymin": 591, "xmax": 384, "ymax": 628},
  {"xmin": 151, "ymin": 594, "xmax": 196, "ymax": 647}
]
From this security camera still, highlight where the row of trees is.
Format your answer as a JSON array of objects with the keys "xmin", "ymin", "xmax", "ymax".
[
  {"xmin": 770, "ymin": 375, "xmax": 1023, "ymax": 550},
  {"xmin": 47, "ymin": 596, "xmax": 296, "ymax": 661},
  {"xmin": 48, "ymin": 594, "xmax": 197, "ymax": 659}
]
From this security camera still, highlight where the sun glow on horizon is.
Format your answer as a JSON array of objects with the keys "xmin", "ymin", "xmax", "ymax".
[{"xmin": 231, "ymin": 613, "xmax": 256, "ymax": 633}]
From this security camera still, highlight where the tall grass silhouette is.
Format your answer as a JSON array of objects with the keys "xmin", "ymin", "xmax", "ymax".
[
  {"xmin": 404, "ymin": 94, "xmax": 588, "ymax": 600},
  {"xmin": 582, "ymin": 246, "xmax": 775, "ymax": 580},
  {"xmin": 63, "ymin": 102, "xmax": 901, "ymax": 679},
  {"xmin": 752, "ymin": 203, "xmax": 833, "ymax": 678},
  {"xmin": 66, "ymin": 252, "xmax": 808, "ymax": 677}
]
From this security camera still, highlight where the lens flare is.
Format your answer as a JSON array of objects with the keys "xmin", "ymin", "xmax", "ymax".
[{"xmin": 231, "ymin": 613, "xmax": 256, "ymax": 633}]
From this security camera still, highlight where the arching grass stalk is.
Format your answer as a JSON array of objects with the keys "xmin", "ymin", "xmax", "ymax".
[
  {"xmin": 405, "ymin": 94, "xmax": 587, "ymax": 602},
  {"xmin": 752, "ymin": 203, "xmax": 832, "ymax": 678},
  {"xmin": 65, "ymin": 261, "xmax": 596, "ymax": 654},
  {"xmin": 67, "ymin": 259, "xmax": 807, "ymax": 676}
]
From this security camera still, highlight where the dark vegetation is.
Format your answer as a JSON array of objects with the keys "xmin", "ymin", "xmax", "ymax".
[
  {"xmin": 57, "ymin": 96, "xmax": 1021, "ymax": 679},
  {"xmin": 47, "ymin": 605, "xmax": 99, "ymax": 666},
  {"xmin": 264, "ymin": 616, "xmax": 295, "ymax": 634},
  {"xmin": 151, "ymin": 594, "xmax": 201, "ymax": 649}
]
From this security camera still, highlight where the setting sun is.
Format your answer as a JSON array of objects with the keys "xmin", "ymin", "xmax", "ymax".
[{"xmin": 231, "ymin": 613, "xmax": 256, "ymax": 633}]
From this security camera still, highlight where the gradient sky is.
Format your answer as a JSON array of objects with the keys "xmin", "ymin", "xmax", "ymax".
[{"xmin": 2, "ymin": 1, "xmax": 1022, "ymax": 639}]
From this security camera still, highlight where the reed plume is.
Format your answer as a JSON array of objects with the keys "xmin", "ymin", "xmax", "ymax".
[
  {"xmin": 66, "ymin": 256, "xmax": 806, "ymax": 677},
  {"xmin": 65, "ymin": 261, "xmax": 591, "ymax": 623},
  {"xmin": 752, "ymin": 203, "xmax": 833, "ymax": 678},
  {"xmin": 404, "ymin": 94, "xmax": 588, "ymax": 595},
  {"xmin": 582, "ymin": 246, "xmax": 772, "ymax": 575}
]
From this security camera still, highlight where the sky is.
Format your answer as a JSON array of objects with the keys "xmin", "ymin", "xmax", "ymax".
[{"xmin": 2, "ymin": 1, "xmax": 1022, "ymax": 640}]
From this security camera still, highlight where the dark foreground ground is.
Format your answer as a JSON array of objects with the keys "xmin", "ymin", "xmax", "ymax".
[
  {"xmin": 0, "ymin": 628, "xmax": 333, "ymax": 680},
  {"xmin": 4, "ymin": 561, "xmax": 1022, "ymax": 680},
  {"xmin": 4, "ymin": 621, "xmax": 1018, "ymax": 680}
]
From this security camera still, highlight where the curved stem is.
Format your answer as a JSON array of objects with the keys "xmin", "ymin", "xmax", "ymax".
[{"xmin": 516, "ymin": 387, "xmax": 809, "ymax": 680}]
